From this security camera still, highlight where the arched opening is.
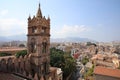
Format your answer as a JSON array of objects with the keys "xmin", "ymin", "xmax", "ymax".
[
  {"xmin": 31, "ymin": 69, "xmax": 35, "ymax": 78},
  {"xmin": 7, "ymin": 58, "xmax": 12, "ymax": 72},
  {"xmin": 41, "ymin": 27, "xmax": 46, "ymax": 33},
  {"xmin": 42, "ymin": 61, "xmax": 48, "ymax": 74},
  {"xmin": 31, "ymin": 38, "xmax": 36, "ymax": 53},
  {"xmin": 1, "ymin": 59, "xmax": 6, "ymax": 72},
  {"xmin": 32, "ymin": 27, "xmax": 37, "ymax": 33},
  {"xmin": 44, "ymin": 62, "xmax": 47, "ymax": 74},
  {"xmin": 42, "ymin": 39, "xmax": 47, "ymax": 53}
]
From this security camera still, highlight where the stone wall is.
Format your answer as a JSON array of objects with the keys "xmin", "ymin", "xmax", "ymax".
[{"xmin": 0, "ymin": 55, "xmax": 42, "ymax": 80}]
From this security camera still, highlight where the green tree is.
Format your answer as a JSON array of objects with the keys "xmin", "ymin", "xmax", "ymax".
[
  {"xmin": 81, "ymin": 57, "xmax": 89, "ymax": 65},
  {"xmin": 63, "ymin": 55, "xmax": 76, "ymax": 80},
  {"xmin": 0, "ymin": 52, "xmax": 11, "ymax": 56},
  {"xmin": 84, "ymin": 65, "xmax": 94, "ymax": 79},
  {"xmin": 50, "ymin": 47, "xmax": 76, "ymax": 80},
  {"xmin": 19, "ymin": 44, "xmax": 25, "ymax": 47},
  {"xmin": 86, "ymin": 42, "xmax": 96, "ymax": 46},
  {"xmin": 50, "ymin": 47, "xmax": 64, "ymax": 67},
  {"xmin": 15, "ymin": 50, "xmax": 27, "ymax": 58}
]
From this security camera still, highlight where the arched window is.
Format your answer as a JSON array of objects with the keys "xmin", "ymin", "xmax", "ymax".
[
  {"xmin": 1, "ymin": 59, "xmax": 6, "ymax": 72},
  {"xmin": 42, "ymin": 62, "xmax": 48, "ymax": 74},
  {"xmin": 7, "ymin": 58, "xmax": 12, "ymax": 72},
  {"xmin": 31, "ymin": 38, "xmax": 36, "ymax": 53},
  {"xmin": 32, "ymin": 27, "xmax": 37, "ymax": 33},
  {"xmin": 31, "ymin": 69, "xmax": 35, "ymax": 77},
  {"xmin": 42, "ymin": 39, "xmax": 47, "ymax": 53},
  {"xmin": 41, "ymin": 27, "xmax": 46, "ymax": 33}
]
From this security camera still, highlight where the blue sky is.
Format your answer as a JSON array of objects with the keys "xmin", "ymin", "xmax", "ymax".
[{"xmin": 0, "ymin": 0, "xmax": 120, "ymax": 42}]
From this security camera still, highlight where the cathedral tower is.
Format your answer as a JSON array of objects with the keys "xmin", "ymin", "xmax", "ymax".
[{"xmin": 27, "ymin": 3, "xmax": 50, "ymax": 79}]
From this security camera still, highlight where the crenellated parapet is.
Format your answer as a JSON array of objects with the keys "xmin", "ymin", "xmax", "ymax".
[
  {"xmin": 0, "ymin": 55, "xmax": 46, "ymax": 80},
  {"xmin": 0, "ymin": 55, "xmax": 56, "ymax": 80},
  {"xmin": 0, "ymin": 56, "xmax": 26, "ymax": 72}
]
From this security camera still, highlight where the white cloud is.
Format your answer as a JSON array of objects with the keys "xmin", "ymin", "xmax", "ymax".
[
  {"xmin": 0, "ymin": 18, "xmax": 27, "ymax": 36},
  {"xmin": 0, "ymin": 10, "xmax": 8, "ymax": 16},
  {"xmin": 51, "ymin": 25, "xmax": 89, "ymax": 38},
  {"xmin": 0, "ymin": 9, "xmax": 27, "ymax": 37}
]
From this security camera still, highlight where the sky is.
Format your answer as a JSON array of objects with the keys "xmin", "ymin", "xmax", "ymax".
[{"xmin": 0, "ymin": 0, "xmax": 120, "ymax": 42}]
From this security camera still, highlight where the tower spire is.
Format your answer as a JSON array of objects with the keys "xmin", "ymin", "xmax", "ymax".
[{"xmin": 36, "ymin": 3, "xmax": 42, "ymax": 18}]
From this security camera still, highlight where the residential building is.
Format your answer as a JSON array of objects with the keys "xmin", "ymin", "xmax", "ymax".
[{"xmin": 94, "ymin": 66, "xmax": 120, "ymax": 80}]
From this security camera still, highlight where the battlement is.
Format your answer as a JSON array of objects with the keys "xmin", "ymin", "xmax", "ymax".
[
  {"xmin": 0, "ymin": 55, "xmax": 35, "ymax": 79},
  {"xmin": 0, "ymin": 55, "xmax": 58, "ymax": 80}
]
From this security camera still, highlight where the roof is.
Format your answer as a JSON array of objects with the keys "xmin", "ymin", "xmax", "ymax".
[
  {"xmin": 73, "ymin": 53, "xmax": 80, "ymax": 59},
  {"xmin": 94, "ymin": 66, "xmax": 120, "ymax": 78},
  {"xmin": 0, "ymin": 47, "xmax": 26, "ymax": 52}
]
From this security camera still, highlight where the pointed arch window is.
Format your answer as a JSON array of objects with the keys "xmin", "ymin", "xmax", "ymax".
[
  {"xmin": 32, "ymin": 27, "xmax": 37, "ymax": 33},
  {"xmin": 42, "ymin": 39, "xmax": 47, "ymax": 53},
  {"xmin": 31, "ymin": 38, "xmax": 36, "ymax": 53},
  {"xmin": 41, "ymin": 27, "xmax": 46, "ymax": 33}
]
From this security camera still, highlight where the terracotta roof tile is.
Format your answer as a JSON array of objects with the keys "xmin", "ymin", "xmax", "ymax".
[{"xmin": 94, "ymin": 66, "xmax": 120, "ymax": 78}]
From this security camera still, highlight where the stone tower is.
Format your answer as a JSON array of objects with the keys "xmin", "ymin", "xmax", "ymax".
[{"xmin": 27, "ymin": 3, "xmax": 50, "ymax": 79}]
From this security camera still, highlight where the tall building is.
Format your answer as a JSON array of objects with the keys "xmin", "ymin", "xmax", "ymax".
[
  {"xmin": 27, "ymin": 3, "xmax": 51, "ymax": 79},
  {"xmin": 0, "ymin": 3, "xmax": 62, "ymax": 80}
]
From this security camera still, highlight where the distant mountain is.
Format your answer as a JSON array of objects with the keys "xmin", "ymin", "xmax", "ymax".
[
  {"xmin": 51, "ymin": 37, "xmax": 96, "ymax": 43},
  {"xmin": 8, "ymin": 34, "xmax": 27, "ymax": 41},
  {"xmin": 0, "ymin": 34, "xmax": 27, "ymax": 42},
  {"xmin": 0, "ymin": 35, "xmax": 96, "ymax": 43},
  {"xmin": 0, "ymin": 36, "xmax": 10, "ymax": 42}
]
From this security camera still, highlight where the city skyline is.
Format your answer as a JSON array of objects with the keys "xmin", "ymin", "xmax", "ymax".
[{"xmin": 0, "ymin": 0, "xmax": 120, "ymax": 42}]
